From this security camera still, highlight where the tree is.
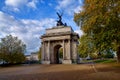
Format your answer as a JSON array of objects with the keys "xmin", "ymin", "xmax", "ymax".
[
  {"xmin": 74, "ymin": 0, "xmax": 120, "ymax": 62},
  {"xmin": 78, "ymin": 34, "xmax": 98, "ymax": 59},
  {"xmin": 78, "ymin": 35, "xmax": 92, "ymax": 58},
  {"xmin": 103, "ymin": 49, "xmax": 114, "ymax": 58},
  {"xmin": 0, "ymin": 35, "xmax": 26, "ymax": 64},
  {"xmin": 38, "ymin": 47, "xmax": 42, "ymax": 61},
  {"xmin": 59, "ymin": 47, "xmax": 63, "ymax": 59}
]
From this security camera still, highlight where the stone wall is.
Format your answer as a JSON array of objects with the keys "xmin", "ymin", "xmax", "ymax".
[{"xmin": 46, "ymin": 26, "xmax": 73, "ymax": 34}]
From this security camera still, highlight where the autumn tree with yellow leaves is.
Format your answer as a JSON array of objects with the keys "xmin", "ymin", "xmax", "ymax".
[{"xmin": 74, "ymin": 0, "xmax": 120, "ymax": 62}]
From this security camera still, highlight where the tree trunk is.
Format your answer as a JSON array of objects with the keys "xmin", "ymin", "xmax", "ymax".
[{"xmin": 117, "ymin": 46, "xmax": 120, "ymax": 63}]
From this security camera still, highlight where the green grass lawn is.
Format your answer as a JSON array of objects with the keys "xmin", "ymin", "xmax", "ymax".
[
  {"xmin": 80, "ymin": 58, "xmax": 117, "ymax": 64},
  {"xmin": 93, "ymin": 59, "xmax": 117, "ymax": 63}
]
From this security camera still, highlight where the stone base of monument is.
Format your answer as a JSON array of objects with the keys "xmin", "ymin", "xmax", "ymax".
[
  {"xmin": 72, "ymin": 59, "xmax": 78, "ymax": 64},
  {"xmin": 62, "ymin": 60, "xmax": 72, "ymax": 64},
  {"xmin": 42, "ymin": 61, "xmax": 50, "ymax": 64}
]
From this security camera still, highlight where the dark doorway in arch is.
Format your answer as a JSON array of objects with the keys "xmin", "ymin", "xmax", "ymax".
[{"xmin": 54, "ymin": 45, "xmax": 63, "ymax": 64}]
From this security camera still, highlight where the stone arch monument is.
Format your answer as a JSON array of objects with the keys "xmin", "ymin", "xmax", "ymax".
[
  {"xmin": 40, "ymin": 26, "xmax": 79, "ymax": 64},
  {"xmin": 40, "ymin": 12, "xmax": 79, "ymax": 64}
]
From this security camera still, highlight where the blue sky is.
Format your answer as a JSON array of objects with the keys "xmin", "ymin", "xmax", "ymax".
[{"xmin": 0, "ymin": 0, "xmax": 83, "ymax": 54}]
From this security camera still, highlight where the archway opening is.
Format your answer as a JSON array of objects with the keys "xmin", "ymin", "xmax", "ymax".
[{"xmin": 54, "ymin": 45, "xmax": 63, "ymax": 64}]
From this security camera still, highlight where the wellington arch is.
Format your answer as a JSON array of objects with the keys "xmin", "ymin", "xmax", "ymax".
[{"xmin": 40, "ymin": 25, "xmax": 79, "ymax": 64}]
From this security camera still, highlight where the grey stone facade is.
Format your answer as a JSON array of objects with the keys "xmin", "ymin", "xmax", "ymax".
[{"xmin": 40, "ymin": 26, "xmax": 79, "ymax": 64}]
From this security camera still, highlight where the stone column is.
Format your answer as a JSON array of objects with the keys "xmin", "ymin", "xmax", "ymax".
[
  {"xmin": 44, "ymin": 41, "xmax": 50, "ymax": 64},
  {"xmin": 63, "ymin": 39, "xmax": 72, "ymax": 64},
  {"xmin": 63, "ymin": 40, "xmax": 65, "ymax": 60},
  {"xmin": 68, "ymin": 39, "xmax": 71, "ymax": 59},
  {"xmin": 48, "ymin": 41, "xmax": 50, "ymax": 60},
  {"xmin": 41, "ymin": 42, "xmax": 45, "ymax": 63},
  {"xmin": 72, "ymin": 40, "xmax": 77, "ymax": 63},
  {"xmin": 42, "ymin": 41, "xmax": 50, "ymax": 64}
]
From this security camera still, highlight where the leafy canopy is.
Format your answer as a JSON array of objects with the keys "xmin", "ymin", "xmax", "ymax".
[
  {"xmin": 0, "ymin": 35, "xmax": 26, "ymax": 64},
  {"xmin": 74, "ymin": 0, "xmax": 120, "ymax": 61}
]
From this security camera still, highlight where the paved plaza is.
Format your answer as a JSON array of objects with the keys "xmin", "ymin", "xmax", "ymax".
[{"xmin": 0, "ymin": 64, "xmax": 120, "ymax": 80}]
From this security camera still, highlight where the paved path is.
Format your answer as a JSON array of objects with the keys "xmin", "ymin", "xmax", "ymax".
[{"xmin": 0, "ymin": 64, "xmax": 120, "ymax": 80}]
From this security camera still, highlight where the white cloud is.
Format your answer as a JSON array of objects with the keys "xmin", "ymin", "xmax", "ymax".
[
  {"xmin": 75, "ymin": 29, "xmax": 83, "ymax": 37},
  {"xmin": 56, "ymin": 0, "xmax": 83, "ymax": 15},
  {"xmin": 48, "ymin": 3, "xmax": 52, "ymax": 7},
  {"xmin": 5, "ymin": 0, "xmax": 28, "ymax": 7},
  {"xmin": 74, "ymin": 6, "xmax": 83, "ymax": 13},
  {"xmin": 56, "ymin": 0, "xmax": 72, "ymax": 9},
  {"xmin": 13, "ymin": 7, "xmax": 20, "ymax": 12},
  {"xmin": 27, "ymin": 0, "xmax": 38, "ymax": 9},
  {"xmin": 78, "ymin": 0, "xmax": 83, "ymax": 4},
  {"xmin": 4, "ymin": 0, "xmax": 38, "ymax": 11},
  {"xmin": 0, "ymin": 11, "xmax": 56, "ymax": 54}
]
